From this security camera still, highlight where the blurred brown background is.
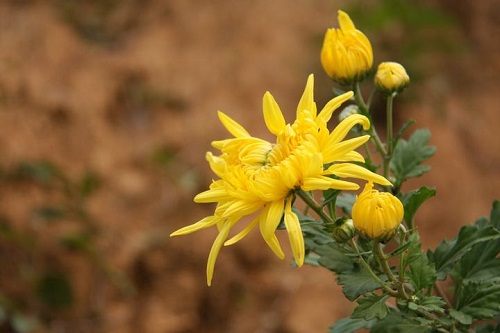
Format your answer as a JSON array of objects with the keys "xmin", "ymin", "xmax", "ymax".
[{"xmin": 0, "ymin": 0, "xmax": 499, "ymax": 332}]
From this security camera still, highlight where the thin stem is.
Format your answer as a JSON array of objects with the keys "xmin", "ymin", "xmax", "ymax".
[
  {"xmin": 398, "ymin": 225, "xmax": 408, "ymax": 289},
  {"xmin": 350, "ymin": 239, "xmax": 399, "ymax": 297},
  {"xmin": 383, "ymin": 93, "xmax": 395, "ymax": 178},
  {"xmin": 353, "ymin": 83, "xmax": 387, "ymax": 158},
  {"xmin": 296, "ymin": 190, "xmax": 334, "ymax": 225},
  {"xmin": 374, "ymin": 241, "xmax": 398, "ymax": 283}
]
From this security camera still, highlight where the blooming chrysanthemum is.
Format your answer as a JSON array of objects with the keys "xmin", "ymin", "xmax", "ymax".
[{"xmin": 171, "ymin": 74, "xmax": 390, "ymax": 285}]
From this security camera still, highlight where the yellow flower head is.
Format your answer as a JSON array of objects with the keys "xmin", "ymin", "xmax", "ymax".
[
  {"xmin": 352, "ymin": 182, "xmax": 404, "ymax": 241},
  {"xmin": 321, "ymin": 10, "xmax": 373, "ymax": 84},
  {"xmin": 171, "ymin": 75, "xmax": 391, "ymax": 285},
  {"xmin": 375, "ymin": 62, "xmax": 410, "ymax": 94}
]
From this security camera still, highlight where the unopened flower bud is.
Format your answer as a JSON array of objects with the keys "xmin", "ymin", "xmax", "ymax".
[
  {"xmin": 338, "ymin": 104, "xmax": 360, "ymax": 122},
  {"xmin": 321, "ymin": 10, "xmax": 373, "ymax": 85},
  {"xmin": 374, "ymin": 62, "xmax": 410, "ymax": 94},
  {"xmin": 352, "ymin": 182, "xmax": 404, "ymax": 242},
  {"xmin": 332, "ymin": 217, "xmax": 356, "ymax": 243}
]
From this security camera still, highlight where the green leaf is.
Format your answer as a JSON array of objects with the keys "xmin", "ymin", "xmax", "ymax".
[
  {"xmin": 414, "ymin": 295, "xmax": 446, "ymax": 315},
  {"xmin": 337, "ymin": 266, "xmax": 386, "ymax": 301},
  {"xmin": 316, "ymin": 243, "xmax": 355, "ymax": 274},
  {"xmin": 490, "ymin": 200, "xmax": 500, "ymax": 228},
  {"xmin": 429, "ymin": 220, "xmax": 500, "ymax": 280},
  {"xmin": 454, "ymin": 281, "xmax": 500, "ymax": 320},
  {"xmin": 371, "ymin": 312, "xmax": 433, "ymax": 333},
  {"xmin": 351, "ymin": 294, "xmax": 390, "ymax": 320},
  {"xmin": 389, "ymin": 129, "xmax": 436, "ymax": 187},
  {"xmin": 336, "ymin": 193, "xmax": 356, "ymax": 215},
  {"xmin": 449, "ymin": 309, "xmax": 472, "ymax": 325},
  {"xmin": 399, "ymin": 186, "xmax": 436, "ymax": 228},
  {"xmin": 329, "ymin": 317, "xmax": 374, "ymax": 333}
]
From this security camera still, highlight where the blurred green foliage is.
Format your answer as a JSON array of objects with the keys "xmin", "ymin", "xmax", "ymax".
[{"xmin": 0, "ymin": 160, "xmax": 128, "ymax": 333}]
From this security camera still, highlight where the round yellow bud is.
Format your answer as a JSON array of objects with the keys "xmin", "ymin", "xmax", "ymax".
[
  {"xmin": 352, "ymin": 182, "xmax": 404, "ymax": 241},
  {"xmin": 320, "ymin": 10, "xmax": 373, "ymax": 85},
  {"xmin": 374, "ymin": 62, "xmax": 410, "ymax": 94}
]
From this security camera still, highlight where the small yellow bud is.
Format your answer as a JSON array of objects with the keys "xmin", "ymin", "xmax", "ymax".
[
  {"xmin": 321, "ymin": 10, "xmax": 373, "ymax": 84},
  {"xmin": 352, "ymin": 182, "xmax": 404, "ymax": 241},
  {"xmin": 332, "ymin": 218, "xmax": 356, "ymax": 243},
  {"xmin": 374, "ymin": 62, "xmax": 410, "ymax": 94}
]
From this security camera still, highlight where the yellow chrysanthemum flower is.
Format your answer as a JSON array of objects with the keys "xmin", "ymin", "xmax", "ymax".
[
  {"xmin": 352, "ymin": 182, "xmax": 404, "ymax": 241},
  {"xmin": 321, "ymin": 10, "xmax": 373, "ymax": 84},
  {"xmin": 374, "ymin": 62, "xmax": 410, "ymax": 94},
  {"xmin": 171, "ymin": 74, "xmax": 391, "ymax": 285}
]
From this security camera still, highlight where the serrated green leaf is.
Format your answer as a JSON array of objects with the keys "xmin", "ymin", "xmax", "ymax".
[
  {"xmin": 429, "ymin": 221, "xmax": 500, "ymax": 280},
  {"xmin": 351, "ymin": 294, "xmax": 390, "ymax": 320},
  {"xmin": 408, "ymin": 252, "xmax": 436, "ymax": 290},
  {"xmin": 329, "ymin": 317, "xmax": 375, "ymax": 333},
  {"xmin": 316, "ymin": 243, "xmax": 355, "ymax": 274},
  {"xmin": 371, "ymin": 312, "xmax": 433, "ymax": 333},
  {"xmin": 455, "ymin": 281, "xmax": 500, "ymax": 320},
  {"xmin": 399, "ymin": 186, "xmax": 436, "ymax": 228},
  {"xmin": 449, "ymin": 309, "xmax": 473, "ymax": 325},
  {"xmin": 336, "ymin": 193, "xmax": 356, "ymax": 215},
  {"xmin": 389, "ymin": 129, "xmax": 436, "ymax": 187},
  {"xmin": 490, "ymin": 200, "xmax": 500, "ymax": 228},
  {"xmin": 416, "ymin": 295, "xmax": 447, "ymax": 314},
  {"xmin": 337, "ymin": 266, "xmax": 386, "ymax": 301}
]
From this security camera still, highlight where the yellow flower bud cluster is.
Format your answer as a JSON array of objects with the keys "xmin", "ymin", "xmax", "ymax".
[
  {"xmin": 375, "ymin": 62, "xmax": 410, "ymax": 94},
  {"xmin": 352, "ymin": 182, "xmax": 404, "ymax": 241},
  {"xmin": 321, "ymin": 11, "xmax": 410, "ymax": 95}
]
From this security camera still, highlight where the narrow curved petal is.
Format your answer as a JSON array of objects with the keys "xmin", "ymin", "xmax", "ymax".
[
  {"xmin": 323, "ymin": 135, "xmax": 370, "ymax": 162},
  {"xmin": 302, "ymin": 175, "xmax": 360, "ymax": 191},
  {"xmin": 259, "ymin": 199, "xmax": 285, "ymax": 240},
  {"xmin": 206, "ymin": 222, "xmax": 232, "ymax": 286},
  {"xmin": 194, "ymin": 188, "xmax": 228, "ymax": 203},
  {"xmin": 327, "ymin": 163, "xmax": 392, "ymax": 186},
  {"xmin": 338, "ymin": 10, "xmax": 356, "ymax": 31},
  {"xmin": 284, "ymin": 199, "xmax": 304, "ymax": 267},
  {"xmin": 263, "ymin": 92, "xmax": 286, "ymax": 135},
  {"xmin": 224, "ymin": 216, "xmax": 259, "ymax": 246},
  {"xmin": 327, "ymin": 114, "xmax": 370, "ymax": 146},
  {"xmin": 261, "ymin": 232, "xmax": 285, "ymax": 259},
  {"xmin": 316, "ymin": 91, "xmax": 353, "ymax": 125},
  {"xmin": 297, "ymin": 74, "xmax": 317, "ymax": 118},
  {"xmin": 170, "ymin": 216, "xmax": 219, "ymax": 236},
  {"xmin": 217, "ymin": 111, "xmax": 250, "ymax": 138}
]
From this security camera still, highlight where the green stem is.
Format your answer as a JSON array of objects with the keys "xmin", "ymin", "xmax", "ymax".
[
  {"xmin": 296, "ymin": 190, "xmax": 334, "ymax": 225},
  {"xmin": 383, "ymin": 93, "xmax": 395, "ymax": 178},
  {"xmin": 374, "ymin": 241, "xmax": 398, "ymax": 283},
  {"xmin": 350, "ymin": 239, "xmax": 399, "ymax": 297},
  {"xmin": 353, "ymin": 83, "xmax": 387, "ymax": 159}
]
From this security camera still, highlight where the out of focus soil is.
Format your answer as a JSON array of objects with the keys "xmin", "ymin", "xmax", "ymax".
[{"xmin": 0, "ymin": 1, "xmax": 499, "ymax": 332}]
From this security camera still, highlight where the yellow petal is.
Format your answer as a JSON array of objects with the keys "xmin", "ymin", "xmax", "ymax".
[
  {"xmin": 170, "ymin": 216, "xmax": 219, "ymax": 236},
  {"xmin": 284, "ymin": 199, "xmax": 305, "ymax": 267},
  {"xmin": 327, "ymin": 164, "xmax": 392, "ymax": 186},
  {"xmin": 263, "ymin": 92, "xmax": 286, "ymax": 135},
  {"xmin": 323, "ymin": 135, "xmax": 370, "ymax": 162},
  {"xmin": 338, "ymin": 10, "xmax": 356, "ymax": 31},
  {"xmin": 194, "ymin": 188, "xmax": 228, "ymax": 203},
  {"xmin": 261, "ymin": 232, "xmax": 285, "ymax": 259},
  {"xmin": 328, "ymin": 114, "xmax": 370, "ymax": 146},
  {"xmin": 259, "ymin": 199, "xmax": 285, "ymax": 240},
  {"xmin": 316, "ymin": 91, "xmax": 353, "ymax": 125},
  {"xmin": 206, "ymin": 222, "xmax": 232, "ymax": 286},
  {"xmin": 224, "ymin": 216, "xmax": 259, "ymax": 246},
  {"xmin": 322, "ymin": 135, "xmax": 370, "ymax": 163},
  {"xmin": 302, "ymin": 176, "xmax": 359, "ymax": 191},
  {"xmin": 297, "ymin": 74, "xmax": 317, "ymax": 118},
  {"xmin": 217, "ymin": 111, "xmax": 250, "ymax": 138}
]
